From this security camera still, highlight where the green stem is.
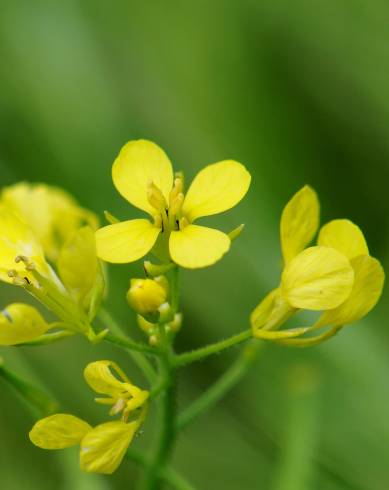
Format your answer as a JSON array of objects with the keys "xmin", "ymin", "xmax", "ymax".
[
  {"xmin": 176, "ymin": 342, "xmax": 262, "ymax": 431},
  {"xmin": 126, "ymin": 449, "xmax": 196, "ymax": 490},
  {"xmin": 104, "ymin": 332, "xmax": 158, "ymax": 355},
  {"xmin": 99, "ymin": 309, "xmax": 157, "ymax": 384},
  {"xmin": 160, "ymin": 467, "xmax": 196, "ymax": 490},
  {"xmin": 173, "ymin": 329, "xmax": 252, "ymax": 367},
  {"xmin": 139, "ymin": 352, "xmax": 177, "ymax": 490}
]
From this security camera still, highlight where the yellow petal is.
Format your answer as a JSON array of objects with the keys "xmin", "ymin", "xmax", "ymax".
[
  {"xmin": 57, "ymin": 227, "xmax": 103, "ymax": 311},
  {"xmin": 96, "ymin": 219, "xmax": 160, "ymax": 264},
  {"xmin": 280, "ymin": 185, "xmax": 320, "ymax": 264},
  {"xmin": 84, "ymin": 360, "xmax": 129, "ymax": 398},
  {"xmin": 281, "ymin": 246, "xmax": 354, "ymax": 310},
  {"xmin": 112, "ymin": 140, "xmax": 173, "ymax": 215},
  {"xmin": 182, "ymin": 160, "xmax": 251, "ymax": 221},
  {"xmin": 80, "ymin": 421, "xmax": 136, "ymax": 474},
  {"xmin": 316, "ymin": 255, "xmax": 385, "ymax": 327},
  {"xmin": 169, "ymin": 225, "xmax": 230, "ymax": 268},
  {"xmin": 317, "ymin": 219, "xmax": 369, "ymax": 259},
  {"xmin": 0, "ymin": 208, "xmax": 49, "ymax": 283},
  {"xmin": 0, "ymin": 303, "xmax": 50, "ymax": 345},
  {"xmin": 29, "ymin": 414, "xmax": 91, "ymax": 449},
  {"xmin": 2, "ymin": 182, "xmax": 98, "ymax": 262}
]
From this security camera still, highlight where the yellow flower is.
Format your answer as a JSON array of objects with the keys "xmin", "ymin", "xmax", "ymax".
[
  {"xmin": 1, "ymin": 182, "xmax": 98, "ymax": 262},
  {"xmin": 0, "ymin": 303, "xmax": 50, "ymax": 345},
  {"xmin": 0, "ymin": 208, "xmax": 104, "ymax": 339},
  {"xmin": 251, "ymin": 186, "xmax": 384, "ymax": 342},
  {"xmin": 29, "ymin": 360, "xmax": 148, "ymax": 474},
  {"xmin": 29, "ymin": 414, "xmax": 137, "ymax": 474},
  {"xmin": 84, "ymin": 360, "xmax": 149, "ymax": 416},
  {"xmin": 96, "ymin": 139, "xmax": 251, "ymax": 268}
]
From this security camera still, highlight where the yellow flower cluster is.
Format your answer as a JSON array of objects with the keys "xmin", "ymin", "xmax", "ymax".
[
  {"xmin": 0, "ymin": 183, "xmax": 104, "ymax": 344},
  {"xmin": 29, "ymin": 360, "xmax": 149, "ymax": 474},
  {"xmin": 0, "ymin": 139, "xmax": 384, "ymax": 478},
  {"xmin": 251, "ymin": 186, "xmax": 385, "ymax": 345}
]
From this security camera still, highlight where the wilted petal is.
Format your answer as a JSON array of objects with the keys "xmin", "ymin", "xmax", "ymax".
[
  {"xmin": 80, "ymin": 421, "xmax": 137, "ymax": 474},
  {"xmin": 84, "ymin": 360, "xmax": 129, "ymax": 398}
]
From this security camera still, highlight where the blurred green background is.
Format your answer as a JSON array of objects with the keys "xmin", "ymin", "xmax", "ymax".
[{"xmin": 0, "ymin": 1, "xmax": 388, "ymax": 489}]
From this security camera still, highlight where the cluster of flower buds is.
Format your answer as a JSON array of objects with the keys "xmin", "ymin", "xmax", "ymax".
[{"xmin": 127, "ymin": 271, "xmax": 182, "ymax": 345}]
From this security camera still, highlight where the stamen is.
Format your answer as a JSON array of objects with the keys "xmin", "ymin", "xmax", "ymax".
[
  {"xmin": 7, "ymin": 270, "xmax": 29, "ymax": 287},
  {"xmin": 170, "ymin": 192, "xmax": 184, "ymax": 216},
  {"xmin": 15, "ymin": 255, "xmax": 35, "ymax": 270},
  {"xmin": 147, "ymin": 180, "xmax": 167, "ymax": 212},
  {"xmin": 169, "ymin": 177, "xmax": 183, "ymax": 208}
]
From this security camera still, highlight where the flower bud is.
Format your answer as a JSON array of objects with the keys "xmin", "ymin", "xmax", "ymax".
[{"xmin": 127, "ymin": 278, "xmax": 167, "ymax": 316}]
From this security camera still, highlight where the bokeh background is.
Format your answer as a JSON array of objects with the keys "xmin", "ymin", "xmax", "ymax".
[{"xmin": 0, "ymin": 1, "xmax": 388, "ymax": 489}]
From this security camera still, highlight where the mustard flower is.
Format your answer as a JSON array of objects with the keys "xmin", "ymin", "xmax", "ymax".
[
  {"xmin": 251, "ymin": 186, "xmax": 384, "ymax": 342},
  {"xmin": 96, "ymin": 139, "xmax": 251, "ymax": 268},
  {"xmin": 29, "ymin": 361, "xmax": 148, "ymax": 474},
  {"xmin": 0, "ymin": 206, "xmax": 104, "ymax": 342}
]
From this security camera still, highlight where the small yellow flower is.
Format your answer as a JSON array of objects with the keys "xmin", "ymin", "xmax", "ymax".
[
  {"xmin": 29, "ymin": 361, "xmax": 148, "ymax": 474},
  {"xmin": 251, "ymin": 186, "xmax": 384, "ymax": 342},
  {"xmin": 29, "ymin": 414, "xmax": 137, "ymax": 474},
  {"xmin": 0, "ymin": 303, "xmax": 50, "ymax": 345},
  {"xmin": 96, "ymin": 139, "xmax": 251, "ymax": 268},
  {"xmin": 127, "ymin": 277, "xmax": 167, "ymax": 316},
  {"xmin": 0, "ymin": 208, "xmax": 104, "ymax": 339},
  {"xmin": 1, "ymin": 182, "xmax": 98, "ymax": 262},
  {"xmin": 84, "ymin": 360, "xmax": 149, "ymax": 416}
]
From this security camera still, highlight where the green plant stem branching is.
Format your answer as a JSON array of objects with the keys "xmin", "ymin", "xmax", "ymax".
[
  {"xmin": 176, "ymin": 342, "xmax": 263, "ymax": 431},
  {"xmin": 173, "ymin": 329, "xmax": 252, "ymax": 367}
]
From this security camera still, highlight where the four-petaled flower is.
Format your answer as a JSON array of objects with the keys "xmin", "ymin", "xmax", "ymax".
[
  {"xmin": 251, "ymin": 186, "xmax": 385, "ymax": 342},
  {"xmin": 96, "ymin": 139, "xmax": 251, "ymax": 268}
]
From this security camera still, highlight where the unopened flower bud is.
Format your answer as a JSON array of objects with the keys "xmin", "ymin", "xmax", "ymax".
[
  {"xmin": 127, "ymin": 278, "xmax": 167, "ymax": 316},
  {"xmin": 136, "ymin": 314, "xmax": 155, "ymax": 333}
]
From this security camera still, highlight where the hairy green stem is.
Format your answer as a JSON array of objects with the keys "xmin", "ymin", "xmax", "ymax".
[
  {"xmin": 177, "ymin": 342, "xmax": 263, "ymax": 431},
  {"xmin": 173, "ymin": 329, "xmax": 252, "ymax": 367},
  {"xmin": 139, "ymin": 352, "xmax": 177, "ymax": 490}
]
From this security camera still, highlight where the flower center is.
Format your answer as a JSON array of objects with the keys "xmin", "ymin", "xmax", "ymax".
[{"xmin": 147, "ymin": 177, "xmax": 186, "ymax": 232}]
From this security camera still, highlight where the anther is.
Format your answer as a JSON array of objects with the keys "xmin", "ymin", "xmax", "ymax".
[
  {"xmin": 15, "ymin": 255, "xmax": 35, "ymax": 270},
  {"xmin": 170, "ymin": 192, "xmax": 184, "ymax": 216},
  {"xmin": 169, "ymin": 177, "xmax": 183, "ymax": 208},
  {"xmin": 147, "ymin": 181, "xmax": 167, "ymax": 212}
]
